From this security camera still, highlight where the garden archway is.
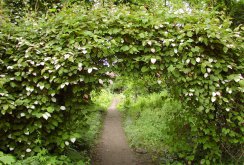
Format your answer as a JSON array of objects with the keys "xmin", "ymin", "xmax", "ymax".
[{"xmin": 0, "ymin": 5, "xmax": 243, "ymax": 162}]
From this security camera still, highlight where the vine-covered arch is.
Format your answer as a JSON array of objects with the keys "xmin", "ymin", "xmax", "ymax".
[{"xmin": 0, "ymin": 4, "xmax": 243, "ymax": 162}]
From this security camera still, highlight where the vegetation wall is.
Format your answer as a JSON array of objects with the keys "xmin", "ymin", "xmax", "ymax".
[{"xmin": 0, "ymin": 3, "xmax": 243, "ymax": 163}]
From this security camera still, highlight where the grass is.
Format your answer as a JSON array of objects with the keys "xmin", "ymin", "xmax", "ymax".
[{"xmin": 118, "ymin": 91, "xmax": 185, "ymax": 163}]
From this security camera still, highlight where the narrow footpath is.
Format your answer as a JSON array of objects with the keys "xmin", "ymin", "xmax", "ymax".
[{"xmin": 92, "ymin": 98, "xmax": 153, "ymax": 165}]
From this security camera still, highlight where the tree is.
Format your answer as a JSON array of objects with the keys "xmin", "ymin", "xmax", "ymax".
[{"xmin": 185, "ymin": 0, "xmax": 244, "ymax": 26}]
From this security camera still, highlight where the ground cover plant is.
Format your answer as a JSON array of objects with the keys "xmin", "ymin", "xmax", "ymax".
[{"xmin": 0, "ymin": 0, "xmax": 243, "ymax": 164}]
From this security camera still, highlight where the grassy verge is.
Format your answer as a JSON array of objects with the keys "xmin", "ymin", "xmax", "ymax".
[{"xmin": 118, "ymin": 91, "xmax": 186, "ymax": 164}]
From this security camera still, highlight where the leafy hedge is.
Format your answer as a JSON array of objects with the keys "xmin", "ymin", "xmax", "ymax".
[{"xmin": 0, "ymin": 4, "xmax": 243, "ymax": 163}]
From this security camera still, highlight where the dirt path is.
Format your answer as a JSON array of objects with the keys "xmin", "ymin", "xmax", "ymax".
[{"xmin": 92, "ymin": 98, "xmax": 153, "ymax": 165}]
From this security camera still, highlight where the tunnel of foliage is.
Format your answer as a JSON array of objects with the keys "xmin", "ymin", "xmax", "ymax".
[{"xmin": 0, "ymin": 1, "xmax": 243, "ymax": 164}]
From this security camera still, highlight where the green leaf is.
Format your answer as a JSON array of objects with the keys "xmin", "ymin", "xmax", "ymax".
[
  {"xmin": 3, "ymin": 105, "xmax": 8, "ymax": 111},
  {"xmin": 141, "ymin": 66, "xmax": 148, "ymax": 72},
  {"xmin": 197, "ymin": 106, "xmax": 204, "ymax": 112},
  {"xmin": 139, "ymin": 33, "xmax": 145, "ymax": 38},
  {"xmin": 121, "ymin": 45, "xmax": 130, "ymax": 51},
  {"xmin": 201, "ymin": 67, "xmax": 206, "ymax": 73},
  {"xmin": 83, "ymin": 31, "xmax": 93, "ymax": 36},
  {"xmin": 0, "ymin": 153, "xmax": 16, "ymax": 165},
  {"xmin": 10, "ymin": 82, "xmax": 17, "ymax": 88},
  {"xmin": 41, "ymin": 97, "xmax": 48, "ymax": 103},
  {"xmin": 223, "ymin": 47, "xmax": 228, "ymax": 53},
  {"xmin": 15, "ymin": 72, "xmax": 21, "ymax": 76},
  {"xmin": 165, "ymin": 40, "xmax": 170, "ymax": 47},
  {"xmin": 239, "ymin": 80, "xmax": 244, "ymax": 87},
  {"xmin": 167, "ymin": 65, "xmax": 175, "ymax": 72},
  {"xmin": 47, "ymin": 106, "xmax": 54, "ymax": 113},
  {"xmin": 187, "ymin": 31, "xmax": 193, "ymax": 37},
  {"xmin": 6, "ymin": 49, "xmax": 13, "ymax": 55}
]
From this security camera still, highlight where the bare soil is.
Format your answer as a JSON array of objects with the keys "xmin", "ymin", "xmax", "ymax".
[{"xmin": 91, "ymin": 98, "xmax": 153, "ymax": 165}]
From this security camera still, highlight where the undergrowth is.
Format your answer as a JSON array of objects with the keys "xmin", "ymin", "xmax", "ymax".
[
  {"xmin": 119, "ymin": 91, "xmax": 184, "ymax": 163},
  {"xmin": 117, "ymin": 77, "xmax": 243, "ymax": 164}
]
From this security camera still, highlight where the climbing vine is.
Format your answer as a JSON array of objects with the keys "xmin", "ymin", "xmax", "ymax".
[{"xmin": 0, "ymin": 4, "xmax": 243, "ymax": 163}]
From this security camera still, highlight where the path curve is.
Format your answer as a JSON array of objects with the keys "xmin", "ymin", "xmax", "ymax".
[{"xmin": 92, "ymin": 98, "xmax": 153, "ymax": 165}]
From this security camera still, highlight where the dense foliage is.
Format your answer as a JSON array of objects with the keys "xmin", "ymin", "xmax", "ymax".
[
  {"xmin": 118, "ymin": 90, "xmax": 186, "ymax": 163},
  {"xmin": 2, "ymin": 0, "xmax": 61, "ymax": 19},
  {"xmin": 186, "ymin": 0, "xmax": 244, "ymax": 26},
  {"xmin": 0, "ymin": 2, "xmax": 243, "ymax": 164},
  {"xmin": 230, "ymin": 1, "xmax": 244, "ymax": 27},
  {"xmin": 118, "ymin": 77, "xmax": 243, "ymax": 164}
]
